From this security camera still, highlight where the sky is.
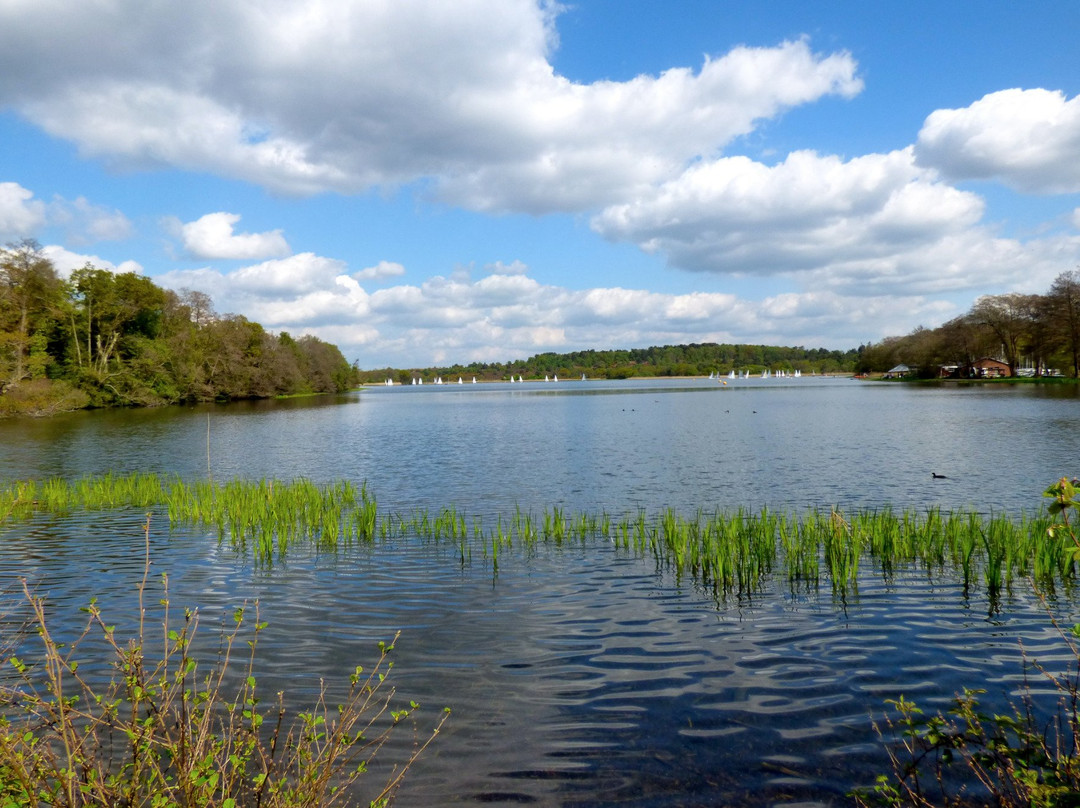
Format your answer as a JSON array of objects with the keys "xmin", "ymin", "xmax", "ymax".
[{"xmin": 1, "ymin": 1, "xmax": 1079, "ymax": 369}]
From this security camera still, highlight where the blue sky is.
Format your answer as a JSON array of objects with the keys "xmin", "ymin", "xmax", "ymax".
[{"xmin": 2, "ymin": 1, "xmax": 1079, "ymax": 368}]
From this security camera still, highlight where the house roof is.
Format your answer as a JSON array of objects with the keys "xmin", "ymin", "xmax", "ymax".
[{"xmin": 886, "ymin": 364, "xmax": 910, "ymax": 373}]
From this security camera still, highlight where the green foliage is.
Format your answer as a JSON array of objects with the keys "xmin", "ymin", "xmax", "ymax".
[
  {"xmin": 356, "ymin": 341, "xmax": 859, "ymax": 383},
  {"xmin": 0, "ymin": 248, "xmax": 358, "ymax": 416},
  {"xmin": 0, "ymin": 521, "xmax": 447, "ymax": 807},
  {"xmin": 0, "ymin": 240, "xmax": 65, "ymax": 392},
  {"xmin": 0, "ymin": 379, "xmax": 89, "ymax": 418}
]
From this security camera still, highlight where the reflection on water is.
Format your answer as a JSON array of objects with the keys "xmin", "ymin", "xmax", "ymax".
[{"xmin": 2, "ymin": 378, "xmax": 1080, "ymax": 805}]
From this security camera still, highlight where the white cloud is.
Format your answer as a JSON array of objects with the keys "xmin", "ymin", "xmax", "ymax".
[
  {"xmin": 180, "ymin": 212, "xmax": 290, "ymax": 260},
  {"xmin": 485, "ymin": 260, "xmax": 529, "ymax": 276},
  {"xmin": 0, "ymin": 2, "xmax": 860, "ymax": 210},
  {"xmin": 0, "ymin": 182, "xmax": 46, "ymax": 239},
  {"xmin": 589, "ymin": 148, "xmax": 1034, "ymax": 295},
  {"xmin": 231, "ymin": 253, "xmax": 349, "ymax": 296},
  {"xmin": 916, "ymin": 88, "xmax": 1080, "ymax": 193},
  {"xmin": 354, "ymin": 260, "xmax": 406, "ymax": 281},
  {"xmin": 154, "ymin": 249, "xmax": 967, "ymax": 368},
  {"xmin": 48, "ymin": 196, "xmax": 133, "ymax": 244},
  {"xmin": 41, "ymin": 244, "xmax": 143, "ymax": 277}
]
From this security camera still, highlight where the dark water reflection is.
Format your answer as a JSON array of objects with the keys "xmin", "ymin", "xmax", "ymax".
[{"xmin": 3, "ymin": 378, "xmax": 1080, "ymax": 805}]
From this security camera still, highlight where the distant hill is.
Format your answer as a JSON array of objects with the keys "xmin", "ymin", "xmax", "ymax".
[{"xmin": 358, "ymin": 342, "xmax": 858, "ymax": 384}]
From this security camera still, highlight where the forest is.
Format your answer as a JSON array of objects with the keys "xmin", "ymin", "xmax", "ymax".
[
  {"xmin": 0, "ymin": 241, "xmax": 356, "ymax": 417},
  {"xmin": 358, "ymin": 342, "xmax": 859, "ymax": 384},
  {"xmin": 854, "ymin": 269, "xmax": 1080, "ymax": 378}
]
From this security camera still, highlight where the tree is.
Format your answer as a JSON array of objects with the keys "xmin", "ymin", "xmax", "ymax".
[
  {"xmin": 0, "ymin": 240, "xmax": 63, "ymax": 389},
  {"xmin": 968, "ymin": 293, "xmax": 1037, "ymax": 375},
  {"xmin": 1019, "ymin": 293, "xmax": 1055, "ymax": 376},
  {"xmin": 295, "ymin": 335, "xmax": 353, "ymax": 393},
  {"xmin": 936, "ymin": 315, "xmax": 994, "ymax": 371},
  {"xmin": 1048, "ymin": 269, "xmax": 1080, "ymax": 377}
]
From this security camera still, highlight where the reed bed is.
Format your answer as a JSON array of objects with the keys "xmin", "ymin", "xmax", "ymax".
[{"xmin": 0, "ymin": 473, "xmax": 1068, "ymax": 600}]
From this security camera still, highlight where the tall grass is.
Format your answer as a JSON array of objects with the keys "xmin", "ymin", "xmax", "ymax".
[
  {"xmin": 0, "ymin": 473, "xmax": 1069, "ymax": 600},
  {"xmin": 855, "ymin": 478, "xmax": 1080, "ymax": 807}
]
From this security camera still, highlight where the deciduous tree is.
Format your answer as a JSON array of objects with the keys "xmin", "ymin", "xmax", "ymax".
[
  {"xmin": 968, "ymin": 293, "xmax": 1037, "ymax": 375},
  {"xmin": 0, "ymin": 240, "xmax": 63, "ymax": 389},
  {"xmin": 1048, "ymin": 269, "xmax": 1080, "ymax": 377}
]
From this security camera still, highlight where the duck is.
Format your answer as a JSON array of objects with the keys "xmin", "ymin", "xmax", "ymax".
[{"xmin": 932, "ymin": 473, "xmax": 948, "ymax": 479}]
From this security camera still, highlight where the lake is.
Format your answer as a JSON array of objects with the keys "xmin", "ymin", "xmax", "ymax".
[{"xmin": 2, "ymin": 376, "xmax": 1079, "ymax": 806}]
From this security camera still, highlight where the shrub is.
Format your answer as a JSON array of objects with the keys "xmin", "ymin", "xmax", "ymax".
[
  {"xmin": 0, "ymin": 379, "xmax": 89, "ymax": 418},
  {"xmin": 0, "ymin": 518, "xmax": 446, "ymax": 807}
]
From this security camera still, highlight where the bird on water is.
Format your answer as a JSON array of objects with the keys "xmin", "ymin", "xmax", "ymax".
[{"xmin": 932, "ymin": 473, "xmax": 948, "ymax": 479}]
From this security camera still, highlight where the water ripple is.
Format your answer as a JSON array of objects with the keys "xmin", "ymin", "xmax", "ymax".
[{"xmin": 3, "ymin": 515, "xmax": 1080, "ymax": 806}]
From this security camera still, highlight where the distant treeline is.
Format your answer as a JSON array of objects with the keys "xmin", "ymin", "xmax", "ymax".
[
  {"xmin": 855, "ymin": 269, "xmax": 1080, "ymax": 378},
  {"xmin": 359, "ymin": 342, "xmax": 858, "ymax": 384},
  {"xmin": 1, "ymin": 241, "xmax": 356, "ymax": 417}
]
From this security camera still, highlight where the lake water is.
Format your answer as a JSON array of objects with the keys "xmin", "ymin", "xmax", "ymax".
[{"xmin": 2, "ymin": 377, "xmax": 1080, "ymax": 806}]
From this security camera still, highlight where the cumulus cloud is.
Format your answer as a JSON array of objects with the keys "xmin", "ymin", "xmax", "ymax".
[
  {"xmin": 916, "ymin": 88, "xmax": 1080, "ymax": 193},
  {"xmin": 354, "ymin": 260, "xmax": 406, "ymax": 281},
  {"xmin": 41, "ymin": 245, "xmax": 143, "ymax": 277},
  {"xmin": 154, "ymin": 250, "xmax": 964, "ymax": 368},
  {"xmin": 0, "ymin": 182, "xmax": 46, "ymax": 239},
  {"xmin": 589, "ymin": 148, "xmax": 1031, "ymax": 295},
  {"xmin": 0, "ymin": 1, "xmax": 860, "ymax": 210},
  {"xmin": 180, "ymin": 212, "xmax": 290, "ymax": 260},
  {"xmin": 48, "ymin": 196, "xmax": 133, "ymax": 244},
  {"xmin": 230, "ymin": 253, "xmax": 349, "ymax": 296},
  {"xmin": 484, "ymin": 260, "xmax": 529, "ymax": 275}
]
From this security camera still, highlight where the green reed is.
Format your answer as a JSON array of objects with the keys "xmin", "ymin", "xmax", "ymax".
[{"xmin": 1, "ymin": 473, "xmax": 1074, "ymax": 601}]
